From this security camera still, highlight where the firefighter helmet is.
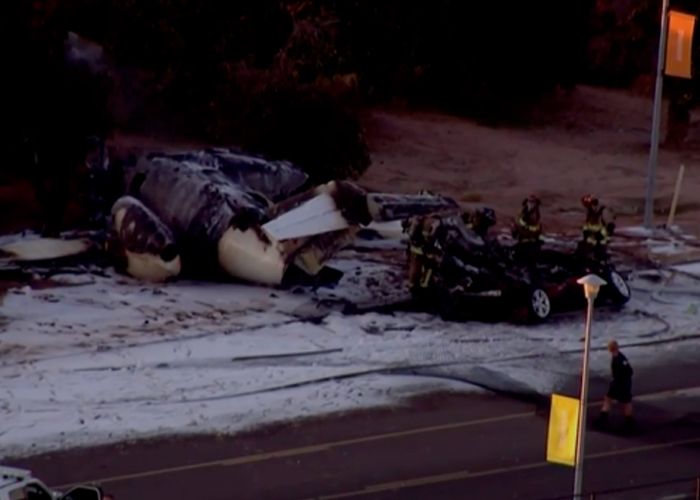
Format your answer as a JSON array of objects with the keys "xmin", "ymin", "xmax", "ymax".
[
  {"xmin": 581, "ymin": 194, "xmax": 599, "ymax": 208},
  {"xmin": 476, "ymin": 207, "xmax": 497, "ymax": 226},
  {"xmin": 523, "ymin": 195, "xmax": 540, "ymax": 207}
]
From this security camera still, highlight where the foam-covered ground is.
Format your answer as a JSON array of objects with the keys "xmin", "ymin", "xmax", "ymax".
[{"xmin": 2, "ymin": 238, "xmax": 700, "ymax": 460}]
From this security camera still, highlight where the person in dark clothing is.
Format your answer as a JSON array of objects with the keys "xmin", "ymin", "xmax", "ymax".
[{"xmin": 595, "ymin": 340, "xmax": 634, "ymax": 430}]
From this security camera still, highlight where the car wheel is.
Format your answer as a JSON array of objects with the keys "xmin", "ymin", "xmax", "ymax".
[
  {"xmin": 607, "ymin": 270, "xmax": 631, "ymax": 305},
  {"xmin": 528, "ymin": 287, "xmax": 551, "ymax": 322}
]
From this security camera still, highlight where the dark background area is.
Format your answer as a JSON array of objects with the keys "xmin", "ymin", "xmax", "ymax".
[{"xmin": 2, "ymin": 0, "xmax": 700, "ymax": 233}]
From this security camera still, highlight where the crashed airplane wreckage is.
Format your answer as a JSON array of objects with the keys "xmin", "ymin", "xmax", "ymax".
[{"xmin": 105, "ymin": 148, "xmax": 459, "ymax": 286}]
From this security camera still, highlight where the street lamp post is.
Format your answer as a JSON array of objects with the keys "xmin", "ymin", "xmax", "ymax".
[
  {"xmin": 572, "ymin": 274, "xmax": 607, "ymax": 500},
  {"xmin": 643, "ymin": 0, "xmax": 671, "ymax": 229}
]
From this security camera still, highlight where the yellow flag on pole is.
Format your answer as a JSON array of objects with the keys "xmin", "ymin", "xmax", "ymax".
[
  {"xmin": 665, "ymin": 10, "xmax": 696, "ymax": 79},
  {"xmin": 546, "ymin": 394, "xmax": 580, "ymax": 467}
]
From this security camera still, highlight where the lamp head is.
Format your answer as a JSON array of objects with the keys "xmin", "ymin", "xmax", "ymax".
[{"xmin": 576, "ymin": 273, "xmax": 607, "ymax": 299}]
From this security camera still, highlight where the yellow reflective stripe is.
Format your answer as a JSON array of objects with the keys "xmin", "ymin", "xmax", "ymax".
[
  {"xmin": 518, "ymin": 219, "xmax": 541, "ymax": 232},
  {"xmin": 410, "ymin": 245, "xmax": 424, "ymax": 255},
  {"xmin": 585, "ymin": 235, "xmax": 609, "ymax": 245}
]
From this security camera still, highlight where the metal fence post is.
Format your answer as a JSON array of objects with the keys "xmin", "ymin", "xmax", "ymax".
[{"xmin": 695, "ymin": 476, "xmax": 699, "ymax": 500}]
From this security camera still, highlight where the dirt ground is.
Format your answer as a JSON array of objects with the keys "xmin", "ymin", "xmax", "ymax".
[
  {"xmin": 2, "ymin": 85, "xmax": 700, "ymax": 237},
  {"xmin": 360, "ymin": 85, "xmax": 700, "ymax": 235}
]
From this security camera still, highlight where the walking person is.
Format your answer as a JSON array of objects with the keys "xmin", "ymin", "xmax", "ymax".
[{"xmin": 595, "ymin": 340, "xmax": 634, "ymax": 431}]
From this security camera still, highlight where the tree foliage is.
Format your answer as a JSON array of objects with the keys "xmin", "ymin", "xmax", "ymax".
[
  {"xmin": 582, "ymin": 0, "xmax": 700, "ymax": 146},
  {"xmin": 3, "ymin": 0, "xmax": 598, "ymax": 181},
  {"xmin": 585, "ymin": 0, "xmax": 659, "ymax": 87}
]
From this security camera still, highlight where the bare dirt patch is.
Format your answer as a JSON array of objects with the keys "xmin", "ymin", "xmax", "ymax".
[{"xmin": 360, "ymin": 86, "xmax": 700, "ymax": 236}]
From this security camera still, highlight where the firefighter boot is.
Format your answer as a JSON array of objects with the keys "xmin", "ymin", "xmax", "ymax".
[{"xmin": 419, "ymin": 267, "xmax": 433, "ymax": 288}]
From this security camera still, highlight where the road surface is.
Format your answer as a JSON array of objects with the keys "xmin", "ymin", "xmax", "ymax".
[{"xmin": 7, "ymin": 358, "xmax": 700, "ymax": 500}]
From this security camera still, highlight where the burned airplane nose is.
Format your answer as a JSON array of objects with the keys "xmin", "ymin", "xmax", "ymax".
[{"xmin": 108, "ymin": 196, "xmax": 182, "ymax": 282}]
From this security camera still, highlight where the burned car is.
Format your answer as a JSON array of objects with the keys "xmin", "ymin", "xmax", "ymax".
[
  {"xmin": 404, "ymin": 211, "xmax": 553, "ymax": 322},
  {"xmin": 403, "ymin": 211, "xmax": 631, "ymax": 323},
  {"xmin": 523, "ymin": 245, "xmax": 631, "ymax": 314}
]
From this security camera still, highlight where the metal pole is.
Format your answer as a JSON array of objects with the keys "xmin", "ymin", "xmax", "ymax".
[
  {"xmin": 666, "ymin": 164, "xmax": 686, "ymax": 227},
  {"xmin": 695, "ymin": 476, "xmax": 699, "ymax": 500},
  {"xmin": 643, "ymin": 0, "xmax": 671, "ymax": 229},
  {"xmin": 573, "ymin": 296, "xmax": 595, "ymax": 499}
]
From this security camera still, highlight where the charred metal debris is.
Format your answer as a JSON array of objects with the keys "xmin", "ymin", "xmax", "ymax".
[{"xmin": 1, "ymin": 150, "xmax": 634, "ymax": 324}]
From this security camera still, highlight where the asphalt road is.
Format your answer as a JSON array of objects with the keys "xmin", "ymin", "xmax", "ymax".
[{"xmin": 7, "ymin": 361, "xmax": 700, "ymax": 500}]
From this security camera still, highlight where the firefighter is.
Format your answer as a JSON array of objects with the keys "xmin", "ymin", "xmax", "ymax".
[
  {"xmin": 580, "ymin": 194, "xmax": 614, "ymax": 261},
  {"xmin": 405, "ymin": 214, "xmax": 442, "ymax": 290},
  {"xmin": 512, "ymin": 195, "xmax": 543, "ymax": 263},
  {"xmin": 513, "ymin": 196, "xmax": 542, "ymax": 243},
  {"xmin": 463, "ymin": 207, "xmax": 497, "ymax": 239}
]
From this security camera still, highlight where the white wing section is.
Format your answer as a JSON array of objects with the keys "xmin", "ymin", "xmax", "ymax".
[
  {"xmin": 262, "ymin": 193, "xmax": 350, "ymax": 241},
  {"xmin": 0, "ymin": 238, "xmax": 91, "ymax": 262}
]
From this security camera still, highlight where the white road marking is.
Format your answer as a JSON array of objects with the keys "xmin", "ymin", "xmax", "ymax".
[
  {"xmin": 637, "ymin": 386, "xmax": 700, "ymax": 402},
  {"xmin": 656, "ymin": 494, "xmax": 691, "ymax": 500}
]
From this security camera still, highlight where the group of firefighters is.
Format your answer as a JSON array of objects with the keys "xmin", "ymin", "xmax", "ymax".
[
  {"xmin": 511, "ymin": 193, "xmax": 615, "ymax": 261},
  {"xmin": 405, "ymin": 193, "xmax": 615, "ymax": 290}
]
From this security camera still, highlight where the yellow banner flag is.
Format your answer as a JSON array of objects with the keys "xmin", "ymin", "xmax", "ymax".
[
  {"xmin": 665, "ymin": 10, "xmax": 696, "ymax": 79},
  {"xmin": 546, "ymin": 394, "xmax": 580, "ymax": 467}
]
